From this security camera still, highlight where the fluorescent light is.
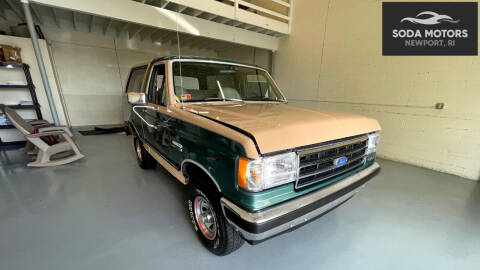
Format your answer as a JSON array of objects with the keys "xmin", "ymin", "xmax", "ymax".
[{"xmin": 159, "ymin": 9, "xmax": 200, "ymax": 36}]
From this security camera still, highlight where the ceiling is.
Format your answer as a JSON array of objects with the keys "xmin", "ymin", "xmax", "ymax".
[{"xmin": 0, "ymin": 0, "xmax": 285, "ymax": 52}]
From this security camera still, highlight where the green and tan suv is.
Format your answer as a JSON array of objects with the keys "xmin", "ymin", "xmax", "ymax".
[{"xmin": 123, "ymin": 56, "xmax": 381, "ymax": 255}]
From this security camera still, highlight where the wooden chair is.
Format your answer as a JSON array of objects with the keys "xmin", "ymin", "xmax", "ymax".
[{"xmin": 1, "ymin": 105, "xmax": 84, "ymax": 167}]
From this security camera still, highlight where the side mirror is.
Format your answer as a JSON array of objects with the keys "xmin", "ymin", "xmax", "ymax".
[{"xmin": 127, "ymin": 92, "xmax": 146, "ymax": 105}]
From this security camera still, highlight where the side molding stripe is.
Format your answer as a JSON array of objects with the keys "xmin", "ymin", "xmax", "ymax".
[{"xmin": 144, "ymin": 143, "xmax": 186, "ymax": 185}]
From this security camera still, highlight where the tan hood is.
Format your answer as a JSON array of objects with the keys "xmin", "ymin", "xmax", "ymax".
[{"xmin": 185, "ymin": 102, "xmax": 381, "ymax": 154}]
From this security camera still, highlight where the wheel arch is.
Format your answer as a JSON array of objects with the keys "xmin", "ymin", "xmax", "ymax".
[
  {"xmin": 129, "ymin": 120, "xmax": 141, "ymax": 138},
  {"xmin": 181, "ymin": 159, "xmax": 221, "ymax": 193}
]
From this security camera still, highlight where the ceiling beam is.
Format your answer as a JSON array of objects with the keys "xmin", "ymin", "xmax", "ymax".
[
  {"xmin": 175, "ymin": 35, "xmax": 194, "ymax": 46},
  {"xmin": 218, "ymin": 17, "xmax": 230, "ymax": 24},
  {"xmin": 5, "ymin": 0, "xmax": 25, "ymax": 22},
  {"xmin": 165, "ymin": 32, "xmax": 181, "ymax": 45},
  {"xmin": 129, "ymin": 25, "xmax": 144, "ymax": 40},
  {"xmin": 30, "ymin": 4, "xmax": 44, "ymax": 25},
  {"xmin": 177, "ymin": 6, "xmax": 187, "ymax": 13},
  {"xmin": 116, "ymin": 21, "xmax": 130, "ymax": 37},
  {"xmin": 147, "ymin": 0, "xmax": 161, "ymax": 6},
  {"xmin": 160, "ymin": 0, "xmax": 170, "ymax": 9},
  {"xmin": 263, "ymin": 30, "xmax": 276, "ymax": 35},
  {"xmin": 88, "ymin": 14, "xmax": 94, "ymax": 32},
  {"xmin": 152, "ymin": 30, "xmax": 171, "ymax": 43},
  {"xmin": 50, "ymin": 7, "xmax": 60, "ymax": 27},
  {"xmin": 152, "ymin": 0, "xmax": 290, "ymax": 34},
  {"xmin": 30, "ymin": 0, "xmax": 278, "ymax": 50},
  {"xmin": 249, "ymin": 26, "xmax": 262, "ymax": 32},
  {"xmin": 191, "ymin": 10, "xmax": 203, "ymax": 17},
  {"xmin": 205, "ymin": 14, "xmax": 217, "ymax": 21},
  {"xmin": 0, "ymin": 8, "xmax": 7, "ymax": 21},
  {"xmin": 140, "ymin": 28, "xmax": 157, "ymax": 41},
  {"xmin": 72, "ymin": 11, "xmax": 78, "ymax": 30},
  {"xmin": 272, "ymin": 0, "xmax": 291, "ymax": 8},
  {"xmin": 103, "ymin": 18, "xmax": 112, "ymax": 35},
  {"xmin": 257, "ymin": 28, "xmax": 269, "ymax": 34}
]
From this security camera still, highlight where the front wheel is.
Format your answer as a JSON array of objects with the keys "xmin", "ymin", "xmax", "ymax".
[
  {"xmin": 187, "ymin": 185, "xmax": 244, "ymax": 256},
  {"xmin": 133, "ymin": 137, "xmax": 156, "ymax": 169}
]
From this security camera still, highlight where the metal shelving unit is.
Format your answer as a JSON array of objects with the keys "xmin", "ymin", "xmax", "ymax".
[
  {"xmin": 0, "ymin": 62, "xmax": 43, "ymax": 146},
  {"xmin": 0, "ymin": 84, "xmax": 29, "ymax": 88}
]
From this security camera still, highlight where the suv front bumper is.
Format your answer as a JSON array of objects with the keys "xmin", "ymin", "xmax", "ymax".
[{"xmin": 220, "ymin": 162, "xmax": 380, "ymax": 244}]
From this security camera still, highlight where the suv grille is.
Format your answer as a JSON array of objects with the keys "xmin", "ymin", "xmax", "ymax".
[{"xmin": 296, "ymin": 136, "xmax": 368, "ymax": 189}]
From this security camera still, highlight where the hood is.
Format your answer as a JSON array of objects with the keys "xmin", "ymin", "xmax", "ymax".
[{"xmin": 185, "ymin": 102, "xmax": 381, "ymax": 154}]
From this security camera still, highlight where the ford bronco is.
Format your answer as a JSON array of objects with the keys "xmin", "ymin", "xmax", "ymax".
[{"xmin": 123, "ymin": 56, "xmax": 381, "ymax": 255}]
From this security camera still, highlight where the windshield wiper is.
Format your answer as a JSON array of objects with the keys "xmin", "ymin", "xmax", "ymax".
[
  {"xmin": 203, "ymin": 97, "xmax": 244, "ymax": 103},
  {"xmin": 243, "ymin": 98, "xmax": 287, "ymax": 103},
  {"xmin": 213, "ymin": 80, "xmax": 245, "ymax": 103}
]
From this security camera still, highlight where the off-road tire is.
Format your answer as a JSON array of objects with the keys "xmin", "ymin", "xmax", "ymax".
[
  {"xmin": 133, "ymin": 137, "xmax": 156, "ymax": 169},
  {"xmin": 187, "ymin": 184, "xmax": 244, "ymax": 256}
]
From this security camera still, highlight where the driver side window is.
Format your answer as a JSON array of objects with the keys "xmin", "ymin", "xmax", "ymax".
[{"xmin": 148, "ymin": 64, "xmax": 167, "ymax": 106}]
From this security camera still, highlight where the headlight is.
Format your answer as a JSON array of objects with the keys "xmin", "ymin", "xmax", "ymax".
[
  {"xmin": 366, "ymin": 132, "xmax": 380, "ymax": 154},
  {"xmin": 237, "ymin": 152, "xmax": 298, "ymax": 192}
]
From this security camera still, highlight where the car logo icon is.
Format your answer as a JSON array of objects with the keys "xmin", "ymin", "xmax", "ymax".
[{"xmin": 334, "ymin": 156, "xmax": 348, "ymax": 166}]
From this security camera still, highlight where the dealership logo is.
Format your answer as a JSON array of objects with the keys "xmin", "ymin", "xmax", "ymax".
[
  {"xmin": 383, "ymin": 2, "xmax": 477, "ymax": 56},
  {"xmin": 400, "ymin": 11, "xmax": 459, "ymax": 25}
]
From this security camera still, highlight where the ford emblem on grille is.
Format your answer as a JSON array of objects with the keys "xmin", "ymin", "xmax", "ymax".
[{"xmin": 334, "ymin": 156, "xmax": 348, "ymax": 166}]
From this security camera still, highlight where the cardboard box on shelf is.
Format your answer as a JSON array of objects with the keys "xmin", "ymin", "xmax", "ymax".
[{"xmin": 0, "ymin": 45, "xmax": 22, "ymax": 63}]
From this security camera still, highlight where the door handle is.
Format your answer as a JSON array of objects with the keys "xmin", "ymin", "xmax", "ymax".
[{"xmin": 156, "ymin": 122, "xmax": 170, "ymax": 128}]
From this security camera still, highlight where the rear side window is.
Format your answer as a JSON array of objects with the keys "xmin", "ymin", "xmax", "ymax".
[{"xmin": 126, "ymin": 66, "xmax": 147, "ymax": 93}]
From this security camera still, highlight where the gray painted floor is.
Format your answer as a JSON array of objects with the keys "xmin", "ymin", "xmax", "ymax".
[{"xmin": 0, "ymin": 133, "xmax": 479, "ymax": 270}]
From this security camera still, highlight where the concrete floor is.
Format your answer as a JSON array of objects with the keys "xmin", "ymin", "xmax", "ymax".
[{"xmin": 0, "ymin": 133, "xmax": 479, "ymax": 270}]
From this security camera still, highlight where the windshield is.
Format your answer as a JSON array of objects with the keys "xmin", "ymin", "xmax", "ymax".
[{"xmin": 172, "ymin": 61, "xmax": 285, "ymax": 102}]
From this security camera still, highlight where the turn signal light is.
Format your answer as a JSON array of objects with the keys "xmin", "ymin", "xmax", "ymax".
[{"xmin": 237, "ymin": 157, "xmax": 249, "ymax": 189}]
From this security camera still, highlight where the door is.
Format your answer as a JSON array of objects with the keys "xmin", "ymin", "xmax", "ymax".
[{"xmin": 142, "ymin": 63, "xmax": 183, "ymax": 168}]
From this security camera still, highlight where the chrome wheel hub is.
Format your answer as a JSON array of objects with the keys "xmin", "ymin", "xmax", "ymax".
[
  {"xmin": 194, "ymin": 196, "xmax": 217, "ymax": 240},
  {"xmin": 135, "ymin": 140, "xmax": 142, "ymax": 161}
]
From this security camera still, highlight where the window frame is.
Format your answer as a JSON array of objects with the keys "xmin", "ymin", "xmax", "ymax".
[
  {"xmin": 168, "ymin": 59, "xmax": 288, "ymax": 103},
  {"xmin": 147, "ymin": 64, "xmax": 167, "ymax": 106},
  {"xmin": 143, "ymin": 60, "xmax": 174, "ymax": 108}
]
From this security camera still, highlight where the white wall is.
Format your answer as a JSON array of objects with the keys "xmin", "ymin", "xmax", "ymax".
[
  {"xmin": 0, "ymin": 35, "xmax": 68, "ymax": 142},
  {"xmin": 42, "ymin": 27, "xmax": 218, "ymax": 126},
  {"xmin": 273, "ymin": 0, "xmax": 480, "ymax": 180},
  {"xmin": 218, "ymin": 46, "xmax": 272, "ymax": 71},
  {"xmin": 1, "ymin": 22, "xmax": 263, "ymax": 129}
]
